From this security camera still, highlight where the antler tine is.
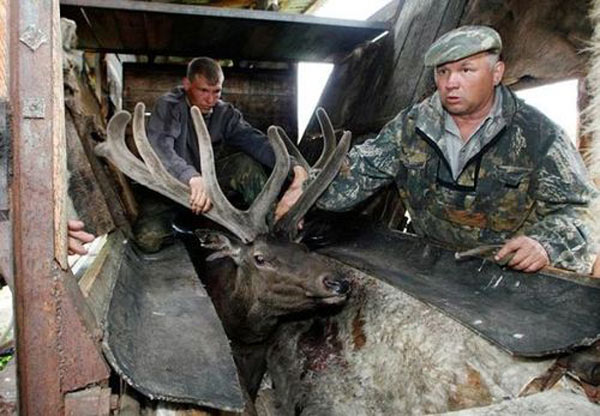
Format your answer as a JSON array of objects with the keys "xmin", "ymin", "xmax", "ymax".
[
  {"xmin": 190, "ymin": 106, "xmax": 261, "ymax": 242},
  {"xmin": 276, "ymin": 126, "xmax": 310, "ymax": 172},
  {"xmin": 313, "ymin": 107, "xmax": 337, "ymax": 170},
  {"xmin": 247, "ymin": 126, "xmax": 290, "ymax": 229},
  {"xmin": 95, "ymin": 110, "xmax": 190, "ymax": 207},
  {"xmin": 132, "ymin": 103, "xmax": 191, "ymax": 201},
  {"xmin": 275, "ymin": 130, "xmax": 352, "ymax": 239}
]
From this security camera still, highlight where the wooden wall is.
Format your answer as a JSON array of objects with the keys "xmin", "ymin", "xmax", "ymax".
[
  {"xmin": 304, "ymin": 0, "xmax": 468, "ymax": 140},
  {"xmin": 123, "ymin": 63, "xmax": 298, "ymax": 139}
]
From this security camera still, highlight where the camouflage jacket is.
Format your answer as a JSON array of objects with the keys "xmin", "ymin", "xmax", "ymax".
[{"xmin": 318, "ymin": 85, "xmax": 598, "ymax": 273}]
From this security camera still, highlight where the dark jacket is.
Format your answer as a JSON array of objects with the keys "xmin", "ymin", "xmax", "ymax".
[{"xmin": 147, "ymin": 86, "xmax": 275, "ymax": 185}]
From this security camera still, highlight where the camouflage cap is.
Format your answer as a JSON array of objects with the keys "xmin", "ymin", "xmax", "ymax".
[{"xmin": 424, "ymin": 25, "xmax": 502, "ymax": 67}]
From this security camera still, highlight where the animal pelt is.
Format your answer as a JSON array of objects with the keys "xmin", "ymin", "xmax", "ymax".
[{"xmin": 264, "ymin": 266, "xmax": 590, "ymax": 416}]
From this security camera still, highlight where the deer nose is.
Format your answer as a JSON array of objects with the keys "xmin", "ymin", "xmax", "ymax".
[{"xmin": 322, "ymin": 274, "xmax": 350, "ymax": 296}]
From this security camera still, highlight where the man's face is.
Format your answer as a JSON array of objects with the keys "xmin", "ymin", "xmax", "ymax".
[
  {"xmin": 183, "ymin": 74, "xmax": 223, "ymax": 114},
  {"xmin": 434, "ymin": 52, "xmax": 504, "ymax": 117}
]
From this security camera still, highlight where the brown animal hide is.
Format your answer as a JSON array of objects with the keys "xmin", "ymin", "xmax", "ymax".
[
  {"xmin": 264, "ymin": 267, "xmax": 595, "ymax": 415},
  {"xmin": 462, "ymin": 0, "xmax": 592, "ymax": 88}
]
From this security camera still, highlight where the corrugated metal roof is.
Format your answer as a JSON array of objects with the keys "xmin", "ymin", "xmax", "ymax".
[{"xmin": 60, "ymin": 0, "xmax": 388, "ymax": 62}]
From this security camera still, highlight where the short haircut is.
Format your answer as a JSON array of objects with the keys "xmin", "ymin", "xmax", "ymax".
[{"xmin": 186, "ymin": 57, "xmax": 224, "ymax": 85}]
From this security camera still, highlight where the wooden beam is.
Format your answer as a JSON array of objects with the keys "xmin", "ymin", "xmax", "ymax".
[
  {"xmin": 10, "ymin": 0, "xmax": 65, "ymax": 411},
  {"xmin": 0, "ymin": 0, "xmax": 6, "ymax": 98},
  {"xmin": 10, "ymin": 0, "xmax": 110, "ymax": 413}
]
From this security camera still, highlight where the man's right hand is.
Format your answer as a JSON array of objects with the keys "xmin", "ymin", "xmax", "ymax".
[{"xmin": 189, "ymin": 176, "xmax": 212, "ymax": 214}]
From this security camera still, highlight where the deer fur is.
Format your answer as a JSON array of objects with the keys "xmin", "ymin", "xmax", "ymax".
[{"xmin": 264, "ymin": 266, "xmax": 593, "ymax": 415}]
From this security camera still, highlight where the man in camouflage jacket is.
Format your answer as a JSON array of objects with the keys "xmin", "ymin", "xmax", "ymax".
[{"xmin": 288, "ymin": 26, "xmax": 598, "ymax": 274}]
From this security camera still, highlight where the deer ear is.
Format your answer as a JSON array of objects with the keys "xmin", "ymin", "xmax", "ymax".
[{"xmin": 194, "ymin": 229, "xmax": 242, "ymax": 261}]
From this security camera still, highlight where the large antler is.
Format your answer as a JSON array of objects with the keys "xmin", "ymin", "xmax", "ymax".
[
  {"xmin": 274, "ymin": 108, "xmax": 352, "ymax": 239},
  {"xmin": 95, "ymin": 102, "xmax": 290, "ymax": 243}
]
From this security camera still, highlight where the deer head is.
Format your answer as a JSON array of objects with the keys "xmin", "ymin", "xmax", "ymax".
[{"xmin": 96, "ymin": 103, "xmax": 352, "ymax": 342}]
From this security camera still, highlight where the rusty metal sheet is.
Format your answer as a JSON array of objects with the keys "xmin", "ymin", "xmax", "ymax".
[
  {"xmin": 317, "ymin": 223, "xmax": 600, "ymax": 357},
  {"xmin": 103, "ymin": 239, "xmax": 245, "ymax": 411},
  {"xmin": 59, "ymin": 0, "xmax": 388, "ymax": 62}
]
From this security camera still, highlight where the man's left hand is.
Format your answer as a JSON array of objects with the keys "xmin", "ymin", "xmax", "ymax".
[
  {"xmin": 495, "ymin": 236, "xmax": 549, "ymax": 273},
  {"xmin": 68, "ymin": 219, "xmax": 95, "ymax": 255}
]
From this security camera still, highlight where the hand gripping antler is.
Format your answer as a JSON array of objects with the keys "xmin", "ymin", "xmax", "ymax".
[
  {"xmin": 95, "ymin": 102, "xmax": 290, "ymax": 243},
  {"xmin": 274, "ymin": 107, "xmax": 352, "ymax": 239}
]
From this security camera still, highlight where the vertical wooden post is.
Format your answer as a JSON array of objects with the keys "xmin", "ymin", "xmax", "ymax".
[
  {"xmin": 10, "ymin": 0, "xmax": 110, "ymax": 414},
  {"xmin": 10, "ymin": 0, "xmax": 65, "ymax": 413}
]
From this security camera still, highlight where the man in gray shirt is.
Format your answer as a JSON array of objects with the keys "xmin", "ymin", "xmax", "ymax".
[{"xmin": 148, "ymin": 57, "xmax": 307, "ymax": 214}]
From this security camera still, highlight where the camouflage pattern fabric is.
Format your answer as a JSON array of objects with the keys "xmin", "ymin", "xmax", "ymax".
[
  {"xmin": 215, "ymin": 151, "xmax": 268, "ymax": 206},
  {"xmin": 424, "ymin": 25, "xmax": 502, "ymax": 67},
  {"xmin": 317, "ymin": 85, "xmax": 598, "ymax": 274}
]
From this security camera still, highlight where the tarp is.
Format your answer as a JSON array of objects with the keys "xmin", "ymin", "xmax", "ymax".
[{"xmin": 318, "ymin": 224, "xmax": 600, "ymax": 357}]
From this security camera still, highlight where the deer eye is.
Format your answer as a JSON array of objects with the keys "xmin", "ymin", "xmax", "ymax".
[{"xmin": 254, "ymin": 254, "xmax": 266, "ymax": 265}]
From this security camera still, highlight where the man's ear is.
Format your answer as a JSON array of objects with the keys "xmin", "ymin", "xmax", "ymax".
[
  {"xmin": 493, "ymin": 61, "xmax": 505, "ymax": 86},
  {"xmin": 195, "ymin": 229, "xmax": 242, "ymax": 262},
  {"xmin": 182, "ymin": 76, "xmax": 191, "ymax": 91}
]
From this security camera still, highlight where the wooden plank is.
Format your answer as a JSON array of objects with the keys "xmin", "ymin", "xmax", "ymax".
[
  {"xmin": 0, "ymin": 0, "xmax": 7, "ymax": 98},
  {"xmin": 11, "ymin": 0, "xmax": 110, "ymax": 411},
  {"xmin": 84, "ymin": 9, "xmax": 124, "ymax": 50},
  {"xmin": 65, "ymin": 111, "xmax": 115, "ymax": 236},
  {"xmin": 54, "ymin": 0, "xmax": 69, "ymax": 269},
  {"xmin": 79, "ymin": 230, "xmax": 126, "ymax": 325},
  {"xmin": 10, "ymin": 0, "xmax": 65, "ymax": 412},
  {"xmin": 113, "ymin": 10, "xmax": 147, "ymax": 54},
  {"xmin": 64, "ymin": 386, "xmax": 111, "ymax": 416},
  {"xmin": 58, "ymin": 266, "xmax": 111, "ymax": 393},
  {"xmin": 64, "ymin": 67, "xmax": 134, "ymax": 231},
  {"xmin": 61, "ymin": 6, "xmax": 100, "ymax": 50},
  {"xmin": 59, "ymin": 0, "xmax": 387, "ymax": 62}
]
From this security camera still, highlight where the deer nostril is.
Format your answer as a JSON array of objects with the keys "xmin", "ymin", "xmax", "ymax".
[{"xmin": 322, "ymin": 275, "xmax": 350, "ymax": 295}]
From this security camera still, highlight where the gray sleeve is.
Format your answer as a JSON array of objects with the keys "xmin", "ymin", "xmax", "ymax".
[{"xmin": 147, "ymin": 99, "xmax": 199, "ymax": 184}]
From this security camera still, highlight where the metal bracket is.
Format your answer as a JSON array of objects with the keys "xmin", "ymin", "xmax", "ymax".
[
  {"xmin": 23, "ymin": 97, "xmax": 45, "ymax": 119},
  {"xmin": 19, "ymin": 24, "xmax": 47, "ymax": 52}
]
